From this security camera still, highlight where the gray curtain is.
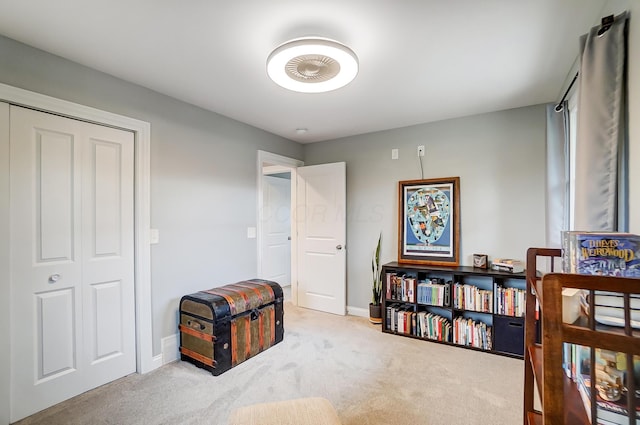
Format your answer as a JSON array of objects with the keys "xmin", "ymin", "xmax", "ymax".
[
  {"xmin": 546, "ymin": 102, "xmax": 569, "ymax": 248},
  {"xmin": 574, "ymin": 11, "xmax": 629, "ymax": 231}
]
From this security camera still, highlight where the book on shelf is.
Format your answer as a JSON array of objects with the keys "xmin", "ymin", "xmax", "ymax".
[
  {"xmin": 417, "ymin": 278, "xmax": 450, "ymax": 307},
  {"xmin": 494, "ymin": 284, "xmax": 526, "ymax": 317},
  {"xmin": 385, "ymin": 272, "xmax": 416, "ymax": 303},
  {"xmin": 415, "ymin": 311, "xmax": 451, "ymax": 342},
  {"xmin": 452, "ymin": 317, "xmax": 492, "ymax": 350},
  {"xmin": 490, "ymin": 258, "xmax": 524, "ymax": 273},
  {"xmin": 386, "ymin": 303, "xmax": 416, "ymax": 335},
  {"xmin": 453, "ymin": 283, "xmax": 492, "ymax": 313}
]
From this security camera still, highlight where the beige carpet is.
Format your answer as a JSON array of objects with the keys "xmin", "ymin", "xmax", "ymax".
[{"xmin": 15, "ymin": 301, "xmax": 523, "ymax": 425}]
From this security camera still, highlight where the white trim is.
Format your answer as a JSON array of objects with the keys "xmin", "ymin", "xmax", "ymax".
[
  {"xmin": 256, "ymin": 150, "xmax": 303, "ymax": 306},
  {"xmin": 347, "ymin": 306, "xmax": 369, "ymax": 318},
  {"xmin": 151, "ymin": 355, "xmax": 163, "ymax": 369},
  {"xmin": 161, "ymin": 333, "xmax": 180, "ymax": 364},
  {"xmin": 0, "ymin": 83, "xmax": 155, "ymax": 384},
  {"xmin": 0, "ymin": 101, "xmax": 10, "ymax": 425}
]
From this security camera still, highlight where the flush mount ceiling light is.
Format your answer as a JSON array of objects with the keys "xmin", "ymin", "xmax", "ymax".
[{"xmin": 267, "ymin": 37, "xmax": 358, "ymax": 93}]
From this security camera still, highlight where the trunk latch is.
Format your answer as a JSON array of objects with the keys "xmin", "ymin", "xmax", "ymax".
[{"xmin": 250, "ymin": 309, "xmax": 260, "ymax": 321}]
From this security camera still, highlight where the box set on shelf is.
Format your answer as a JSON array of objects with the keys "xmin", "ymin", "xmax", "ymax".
[{"xmin": 381, "ymin": 261, "xmax": 527, "ymax": 358}]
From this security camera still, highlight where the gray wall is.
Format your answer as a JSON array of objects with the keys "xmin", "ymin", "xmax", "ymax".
[
  {"xmin": 304, "ymin": 105, "xmax": 548, "ymax": 309},
  {"xmin": 0, "ymin": 35, "xmax": 304, "ymax": 359}
]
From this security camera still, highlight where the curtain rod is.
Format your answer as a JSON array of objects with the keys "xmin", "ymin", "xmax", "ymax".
[
  {"xmin": 554, "ymin": 14, "xmax": 615, "ymax": 112},
  {"xmin": 554, "ymin": 71, "xmax": 578, "ymax": 112}
]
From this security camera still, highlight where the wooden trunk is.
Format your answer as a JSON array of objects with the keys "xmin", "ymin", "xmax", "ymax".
[{"xmin": 179, "ymin": 279, "xmax": 284, "ymax": 375}]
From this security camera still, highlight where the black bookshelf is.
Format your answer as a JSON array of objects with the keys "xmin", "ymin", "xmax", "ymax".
[{"xmin": 381, "ymin": 261, "xmax": 527, "ymax": 359}]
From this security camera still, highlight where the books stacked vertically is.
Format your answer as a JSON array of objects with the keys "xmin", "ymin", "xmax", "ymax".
[
  {"xmin": 416, "ymin": 278, "xmax": 451, "ymax": 307},
  {"xmin": 490, "ymin": 258, "xmax": 525, "ymax": 273},
  {"xmin": 385, "ymin": 304, "xmax": 451, "ymax": 342},
  {"xmin": 385, "ymin": 303, "xmax": 413, "ymax": 335},
  {"xmin": 453, "ymin": 283, "xmax": 492, "ymax": 313},
  {"xmin": 494, "ymin": 285, "xmax": 526, "ymax": 317},
  {"xmin": 453, "ymin": 317, "xmax": 491, "ymax": 350},
  {"xmin": 416, "ymin": 311, "xmax": 451, "ymax": 342},
  {"xmin": 385, "ymin": 272, "xmax": 416, "ymax": 302}
]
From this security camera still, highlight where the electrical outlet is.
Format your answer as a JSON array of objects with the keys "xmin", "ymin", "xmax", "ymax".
[
  {"xmin": 391, "ymin": 148, "xmax": 398, "ymax": 159},
  {"xmin": 417, "ymin": 145, "xmax": 425, "ymax": 156}
]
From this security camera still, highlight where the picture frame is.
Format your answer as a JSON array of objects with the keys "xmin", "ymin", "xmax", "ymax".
[{"xmin": 398, "ymin": 177, "xmax": 460, "ymax": 266}]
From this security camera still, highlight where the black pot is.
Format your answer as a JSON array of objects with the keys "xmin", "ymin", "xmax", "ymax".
[{"xmin": 369, "ymin": 303, "xmax": 382, "ymax": 325}]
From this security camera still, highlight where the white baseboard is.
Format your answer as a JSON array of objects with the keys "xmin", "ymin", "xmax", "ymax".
[
  {"xmin": 161, "ymin": 333, "xmax": 179, "ymax": 365},
  {"xmin": 347, "ymin": 306, "xmax": 368, "ymax": 318},
  {"xmin": 150, "ymin": 354, "xmax": 163, "ymax": 370}
]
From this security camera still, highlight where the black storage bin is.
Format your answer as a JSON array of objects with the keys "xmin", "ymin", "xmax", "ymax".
[{"xmin": 493, "ymin": 316, "xmax": 524, "ymax": 356}]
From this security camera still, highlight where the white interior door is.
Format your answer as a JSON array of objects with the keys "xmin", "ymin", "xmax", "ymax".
[
  {"xmin": 9, "ymin": 106, "xmax": 135, "ymax": 422},
  {"xmin": 296, "ymin": 162, "xmax": 346, "ymax": 315},
  {"xmin": 262, "ymin": 174, "xmax": 291, "ymax": 286}
]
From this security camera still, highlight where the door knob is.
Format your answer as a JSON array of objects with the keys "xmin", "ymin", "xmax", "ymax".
[
  {"xmin": 49, "ymin": 273, "xmax": 61, "ymax": 283},
  {"xmin": 336, "ymin": 245, "xmax": 343, "ymax": 250}
]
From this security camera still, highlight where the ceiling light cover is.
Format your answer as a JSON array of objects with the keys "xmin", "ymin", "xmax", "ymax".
[{"xmin": 267, "ymin": 37, "xmax": 358, "ymax": 93}]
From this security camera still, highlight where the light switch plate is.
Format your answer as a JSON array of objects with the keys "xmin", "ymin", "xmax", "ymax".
[
  {"xmin": 247, "ymin": 227, "xmax": 257, "ymax": 239},
  {"xmin": 150, "ymin": 228, "xmax": 159, "ymax": 244}
]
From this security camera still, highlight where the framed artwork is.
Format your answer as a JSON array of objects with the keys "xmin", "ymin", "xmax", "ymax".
[{"xmin": 398, "ymin": 177, "xmax": 460, "ymax": 266}]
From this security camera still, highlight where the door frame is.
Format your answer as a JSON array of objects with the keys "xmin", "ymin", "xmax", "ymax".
[
  {"xmin": 256, "ymin": 150, "xmax": 303, "ymax": 304},
  {"xmin": 0, "ymin": 82, "xmax": 154, "ymax": 424}
]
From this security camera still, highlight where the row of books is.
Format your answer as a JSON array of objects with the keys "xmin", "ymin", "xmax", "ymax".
[
  {"xmin": 494, "ymin": 285, "xmax": 526, "ymax": 317},
  {"xmin": 386, "ymin": 303, "xmax": 450, "ymax": 341},
  {"xmin": 452, "ymin": 317, "xmax": 492, "ymax": 350},
  {"xmin": 416, "ymin": 279, "xmax": 451, "ymax": 307},
  {"xmin": 453, "ymin": 283, "xmax": 493, "ymax": 313},
  {"xmin": 385, "ymin": 273, "xmax": 416, "ymax": 302},
  {"xmin": 385, "ymin": 303, "xmax": 414, "ymax": 335},
  {"xmin": 417, "ymin": 311, "xmax": 452, "ymax": 342}
]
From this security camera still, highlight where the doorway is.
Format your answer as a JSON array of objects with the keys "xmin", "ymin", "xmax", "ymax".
[
  {"xmin": 257, "ymin": 151, "xmax": 303, "ymax": 304},
  {"xmin": 256, "ymin": 151, "xmax": 347, "ymax": 315}
]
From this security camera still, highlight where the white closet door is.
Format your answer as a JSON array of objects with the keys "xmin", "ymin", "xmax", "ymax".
[{"xmin": 9, "ymin": 106, "xmax": 135, "ymax": 422}]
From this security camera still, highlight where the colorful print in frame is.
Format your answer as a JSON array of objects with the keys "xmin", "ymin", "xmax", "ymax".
[{"xmin": 398, "ymin": 177, "xmax": 460, "ymax": 266}]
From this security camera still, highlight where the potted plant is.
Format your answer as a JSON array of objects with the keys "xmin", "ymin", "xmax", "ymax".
[{"xmin": 369, "ymin": 233, "xmax": 383, "ymax": 324}]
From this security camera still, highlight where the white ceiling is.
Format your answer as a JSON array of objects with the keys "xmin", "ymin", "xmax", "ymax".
[{"xmin": 0, "ymin": 0, "xmax": 613, "ymax": 143}]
